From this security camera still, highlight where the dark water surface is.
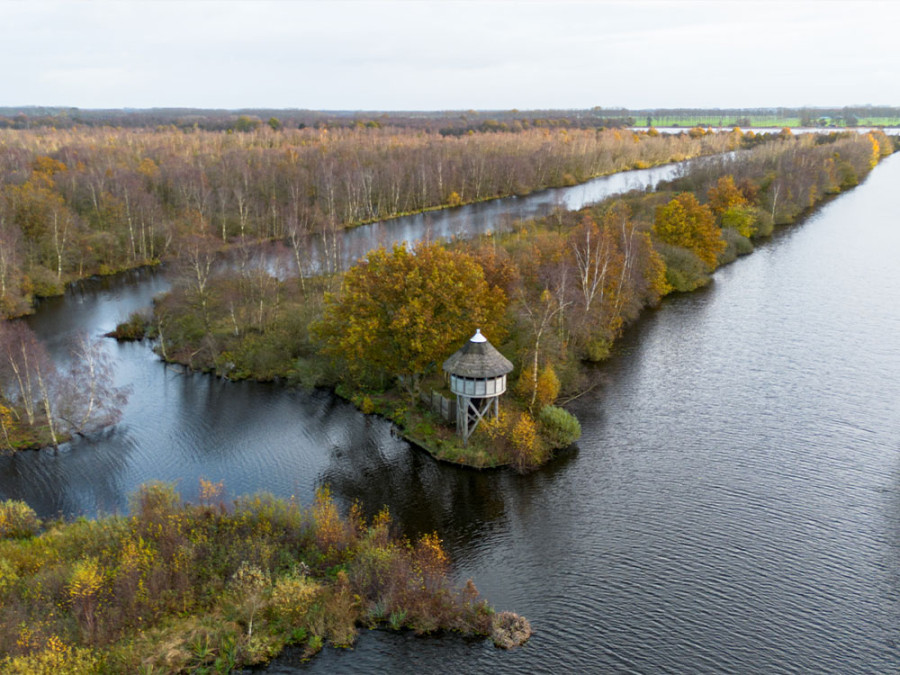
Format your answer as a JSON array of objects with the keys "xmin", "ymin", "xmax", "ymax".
[
  {"xmin": 0, "ymin": 160, "xmax": 688, "ymax": 517},
  {"xmin": 3, "ymin": 155, "xmax": 900, "ymax": 673}
]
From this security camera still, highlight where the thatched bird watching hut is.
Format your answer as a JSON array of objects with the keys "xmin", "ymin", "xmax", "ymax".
[{"xmin": 442, "ymin": 329, "xmax": 513, "ymax": 444}]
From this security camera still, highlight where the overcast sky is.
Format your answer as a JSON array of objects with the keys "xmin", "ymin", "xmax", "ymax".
[{"xmin": 2, "ymin": 0, "xmax": 898, "ymax": 111}]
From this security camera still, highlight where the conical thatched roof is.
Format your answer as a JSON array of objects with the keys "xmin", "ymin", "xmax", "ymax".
[{"xmin": 442, "ymin": 329, "xmax": 513, "ymax": 379}]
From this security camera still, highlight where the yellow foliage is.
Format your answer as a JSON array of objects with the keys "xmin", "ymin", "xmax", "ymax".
[
  {"xmin": 0, "ymin": 556, "xmax": 19, "ymax": 595},
  {"xmin": 198, "ymin": 478, "xmax": 223, "ymax": 504},
  {"xmin": 69, "ymin": 557, "xmax": 104, "ymax": 602},
  {"xmin": 371, "ymin": 506, "xmax": 392, "ymax": 533},
  {"xmin": 707, "ymin": 175, "xmax": 747, "ymax": 215},
  {"xmin": 866, "ymin": 132, "xmax": 880, "ymax": 168},
  {"xmin": 316, "ymin": 242, "xmax": 507, "ymax": 393},
  {"xmin": 654, "ymin": 193, "xmax": 725, "ymax": 270},
  {"xmin": 1, "ymin": 636, "xmax": 102, "ymax": 674},
  {"xmin": 313, "ymin": 485, "xmax": 343, "ymax": 551},
  {"xmin": 0, "ymin": 401, "xmax": 14, "ymax": 447},
  {"xmin": 118, "ymin": 535, "xmax": 156, "ymax": 580},
  {"xmin": 416, "ymin": 532, "xmax": 449, "ymax": 569},
  {"xmin": 137, "ymin": 157, "xmax": 159, "ymax": 179},
  {"xmin": 413, "ymin": 532, "xmax": 450, "ymax": 594},
  {"xmin": 721, "ymin": 206, "xmax": 757, "ymax": 238},
  {"xmin": 534, "ymin": 364, "xmax": 561, "ymax": 409},
  {"xmin": 270, "ymin": 573, "xmax": 320, "ymax": 624},
  {"xmin": 479, "ymin": 409, "xmax": 510, "ymax": 442},
  {"xmin": 0, "ymin": 499, "xmax": 41, "ymax": 538},
  {"xmin": 510, "ymin": 413, "xmax": 538, "ymax": 456}
]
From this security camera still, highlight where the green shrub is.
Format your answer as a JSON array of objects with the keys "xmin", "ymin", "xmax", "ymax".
[
  {"xmin": 269, "ymin": 572, "xmax": 320, "ymax": 625},
  {"xmin": 0, "ymin": 499, "xmax": 42, "ymax": 539},
  {"xmin": 752, "ymin": 209, "xmax": 774, "ymax": 238},
  {"xmin": 0, "ymin": 641, "xmax": 104, "ymax": 674},
  {"xmin": 109, "ymin": 311, "xmax": 147, "ymax": 341},
  {"xmin": 27, "ymin": 267, "xmax": 65, "ymax": 298},
  {"xmin": 584, "ymin": 337, "xmax": 612, "ymax": 362},
  {"xmin": 657, "ymin": 243, "xmax": 710, "ymax": 292},
  {"xmin": 720, "ymin": 205, "xmax": 757, "ymax": 237},
  {"xmin": 719, "ymin": 227, "xmax": 754, "ymax": 264},
  {"xmin": 538, "ymin": 406, "xmax": 581, "ymax": 448},
  {"xmin": 837, "ymin": 160, "xmax": 859, "ymax": 189}
]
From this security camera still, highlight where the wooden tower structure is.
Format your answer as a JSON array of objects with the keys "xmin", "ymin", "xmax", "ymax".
[{"xmin": 442, "ymin": 329, "xmax": 513, "ymax": 444}]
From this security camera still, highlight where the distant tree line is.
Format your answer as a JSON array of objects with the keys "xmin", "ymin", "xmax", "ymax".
[
  {"xmin": 3, "ymin": 106, "xmax": 898, "ymax": 133},
  {"xmin": 0, "ymin": 124, "xmax": 737, "ymax": 318}
]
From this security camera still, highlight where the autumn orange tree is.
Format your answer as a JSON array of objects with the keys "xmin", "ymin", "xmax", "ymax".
[
  {"xmin": 706, "ymin": 175, "xmax": 747, "ymax": 215},
  {"xmin": 653, "ymin": 192, "xmax": 725, "ymax": 270},
  {"xmin": 315, "ymin": 242, "xmax": 507, "ymax": 398}
]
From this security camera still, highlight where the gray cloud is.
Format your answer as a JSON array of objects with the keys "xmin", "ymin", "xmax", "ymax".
[{"xmin": 1, "ymin": 0, "xmax": 898, "ymax": 109}]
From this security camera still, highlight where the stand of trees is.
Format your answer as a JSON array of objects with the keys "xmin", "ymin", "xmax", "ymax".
[
  {"xmin": 141, "ymin": 130, "xmax": 894, "ymax": 471},
  {"xmin": 0, "ymin": 124, "xmax": 738, "ymax": 318},
  {"xmin": 0, "ymin": 322, "xmax": 129, "ymax": 452}
]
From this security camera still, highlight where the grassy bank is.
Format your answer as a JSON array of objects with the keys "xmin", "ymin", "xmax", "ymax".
[{"xmin": 0, "ymin": 483, "xmax": 529, "ymax": 673}]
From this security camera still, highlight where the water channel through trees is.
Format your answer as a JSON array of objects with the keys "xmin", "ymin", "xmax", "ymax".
[{"xmin": 3, "ymin": 154, "xmax": 900, "ymax": 672}]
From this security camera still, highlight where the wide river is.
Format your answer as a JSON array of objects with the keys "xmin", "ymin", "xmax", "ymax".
[{"xmin": 3, "ymin": 154, "xmax": 900, "ymax": 673}]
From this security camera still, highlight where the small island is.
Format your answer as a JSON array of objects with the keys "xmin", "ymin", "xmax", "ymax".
[{"xmin": 113, "ymin": 127, "xmax": 895, "ymax": 472}]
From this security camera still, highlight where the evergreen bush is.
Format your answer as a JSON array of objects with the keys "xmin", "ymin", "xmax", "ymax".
[{"xmin": 538, "ymin": 405, "xmax": 581, "ymax": 448}]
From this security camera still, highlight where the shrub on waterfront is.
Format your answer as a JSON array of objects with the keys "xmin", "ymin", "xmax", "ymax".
[
  {"xmin": 720, "ymin": 205, "xmax": 757, "ymax": 238},
  {"xmin": 719, "ymin": 227, "xmax": 754, "ymax": 264},
  {"xmin": 0, "ymin": 482, "xmax": 509, "ymax": 671},
  {"xmin": 269, "ymin": 568, "xmax": 321, "ymax": 625},
  {"xmin": 584, "ymin": 337, "xmax": 612, "ymax": 362},
  {"xmin": 752, "ymin": 209, "xmax": 774, "ymax": 238},
  {"xmin": 538, "ymin": 405, "xmax": 582, "ymax": 448},
  {"xmin": 478, "ymin": 409, "xmax": 549, "ymax": 472},
  {"xmin": 656, "ymin": 243, "xmax": 710, "ymax": 292},
  {"xmin": 0, "ymin": 500, "xmax": 41, "ymax": 539},
  {"xmin": 26, "ymin": 266, "xmax": 65, "ymax": 299},
  {"xmin": 509, "ymin": 413, "xmax": 540, "ymax": 471}
]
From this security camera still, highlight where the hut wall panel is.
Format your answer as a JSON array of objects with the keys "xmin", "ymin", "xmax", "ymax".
[{"xmin": 450, "ymin": 375, "xmax": 507, "ymax": 397}]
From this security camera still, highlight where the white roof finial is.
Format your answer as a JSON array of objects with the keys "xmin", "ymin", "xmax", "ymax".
[{"xmin": 471, "ymin": 328, "xmax": 487, "ymax": 343}]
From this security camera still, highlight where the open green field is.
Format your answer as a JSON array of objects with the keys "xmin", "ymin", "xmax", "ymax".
[
  {"xmin": 647, "ymin": 116, "xmax": 799, "ymax": 128},
  {"xmin": 855, "ymin": 117, "xmax": 900, "ymax": 126},
  {"xmin": 647, "ymin": 115, "xmax": 900, "ymax": 128}
]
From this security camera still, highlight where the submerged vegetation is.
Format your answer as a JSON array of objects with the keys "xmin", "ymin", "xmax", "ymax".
[{"xmin": 0, "ymin": 483, "xmax": 528, "ymax": 672}]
